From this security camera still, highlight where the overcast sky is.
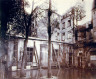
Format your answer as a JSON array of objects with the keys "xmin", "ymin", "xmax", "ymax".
[{"xmin": 25, "ymin": 0, "xmax": 94, "ymax": 25}]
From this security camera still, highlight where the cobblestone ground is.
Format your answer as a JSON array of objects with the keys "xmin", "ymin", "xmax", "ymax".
[{"xmin": 1, "ymin": 67, "xmax": 96, "ymax": 79}]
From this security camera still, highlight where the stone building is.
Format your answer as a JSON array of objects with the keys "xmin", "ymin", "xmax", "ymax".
[
  {"xmin": 51, "ymin": 8, "xmax": 76, "ymax": 67},
  {"xmin": 74, "ymin": 20, "xmax": 96, "ymax": 69},
  {"xmin": 92, "ymin": 0, "xmax": 96, "ymax": 42}
]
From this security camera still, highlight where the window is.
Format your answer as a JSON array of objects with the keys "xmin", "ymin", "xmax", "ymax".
[
  {"xmin": 68, "ymin": 30, "xmax": 72, "ymax": 33},
  {"xmin": 62, "ymin": 22, "xmax": 65, "ymax": 29},
  {"xmin": 68, "ymin": 20, "xmax": 71, "ymax": 26},
  {"xmin": 57, "ymin": 32, "xmax": 59, "ymax": 36},
  {"xmin": 62, "ymin": 33, "xmax": 65, "ymax": 36},
  {"xmin": 27, "ymin": 47, "xmax": 33, "ymax": 62},
  {"xmin": 62, "ymin": 34, "xmax": 65, "ymax": 41},
  {"xmin": 68, "ymin": 33, "xmax": 72, "ymax": 39}
]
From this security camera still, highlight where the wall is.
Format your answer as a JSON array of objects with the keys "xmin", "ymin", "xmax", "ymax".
[
  {"xmin": 93, "ymin": 9, "xmax": 96, "ymax": 42},
  {"xmin": 18, "ymin": 39, "xmax": 24, "ymax": 61},
  {"xmin": 8, "ymin": 40, "xmax": 14, "ymax": 66},
  {"xmin": 90, "ymin": 55, "xmax": 96, "ymax": 66},
  {"xmin": 8, "ymin": 38, "xmax": 41, "ymax": 66},
  {"xmin": 61, "ymin": 14, "xmax": 74, "ymax": 44}
]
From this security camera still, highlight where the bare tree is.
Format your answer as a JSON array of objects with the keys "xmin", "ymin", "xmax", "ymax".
[
  {"xmin": 19, "ymin": 0, "xmax": 41, "ymax": 76},
  {"xmin": 72, "ymin": 4, "xmax": 86, "ymax": 26}
]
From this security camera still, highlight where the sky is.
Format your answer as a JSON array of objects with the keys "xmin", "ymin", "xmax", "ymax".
[{"xmin": 25, "ymin": 0, "xmax": 94, "ymax": 25}]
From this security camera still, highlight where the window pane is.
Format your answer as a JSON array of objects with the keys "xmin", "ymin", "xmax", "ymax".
[{"xmin": 27, "ymin": 48, "xmax": 30, "ymax": 51}]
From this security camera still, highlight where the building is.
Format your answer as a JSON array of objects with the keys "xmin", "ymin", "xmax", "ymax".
[
  {"xmin": 74, "ymin": 22, "xmax": 92, "ymax": 68},
  {"xmin": 51, "ymin": 8, "xmax": 76, "ymax": 67},
  {"xmin": 61, "ymin": 7, "xmax": 78, "ymax": 67},
  {"xmin": 1, "ymin": 0, "xmax": 96, "ymax": 70},
  {"xmin": 92, "ymin": 0, "xmax": 96, "ymax": 42},
  {"xmin": 7, "ymin": 36, "xmax": 54, "ymax": 70},
  {"xmin": 74, "ymin": 20, "xmax": 96, "ymax": 69}
]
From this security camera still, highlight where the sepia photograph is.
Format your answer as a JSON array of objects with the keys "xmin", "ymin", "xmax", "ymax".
[{"xmin": 0, "ymin": 0, "xmax": 96, "ymax": 79}]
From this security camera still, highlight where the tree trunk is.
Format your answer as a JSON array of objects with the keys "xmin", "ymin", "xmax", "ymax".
[
  {"xmin": 20, "ymin": 39, "xmax": 28, "ymax": 76},
  {"xmin": 47, "ymin": 0, "xmax": 52, "ymax": 77},
  {"xmin": 48, "ymin": 36, "xmax": 51, "ymax": 78}
]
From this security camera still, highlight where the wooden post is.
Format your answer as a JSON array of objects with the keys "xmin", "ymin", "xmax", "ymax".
[
  {"xmin": 33, "ymin": 42, "xmax": 37, "ymax": 65},
  {"xmin": 52, "ymin": 43, "xmax": 53, "ymax": 61},
  {"xmin": 59, "ymin": 44, "xmax": 60, "ymax": 56},
  {"xmin": 33, "ymin": 41, "xmax": 39, "ymax": 67},
  {"xmin": 63, "ymin": 44, "xmax": 65, "ymax": 66},
  {"xmin": 57, "ymin": 44, "xmax": 60, "ymax": 68},
  {"xmin": 31, "ymin": 45, "xmax": 34, "ymax": 67},
  {"xmin": 35, "ymin": 45, "xmax": 39, "ymax": 66},
  {"xmin": 16, "ymin": 40, "xmax": 18, "ymax": 69},
  {"xmin": 73, "ymin": 46, "xmax": 75, "ymax": 67}
]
